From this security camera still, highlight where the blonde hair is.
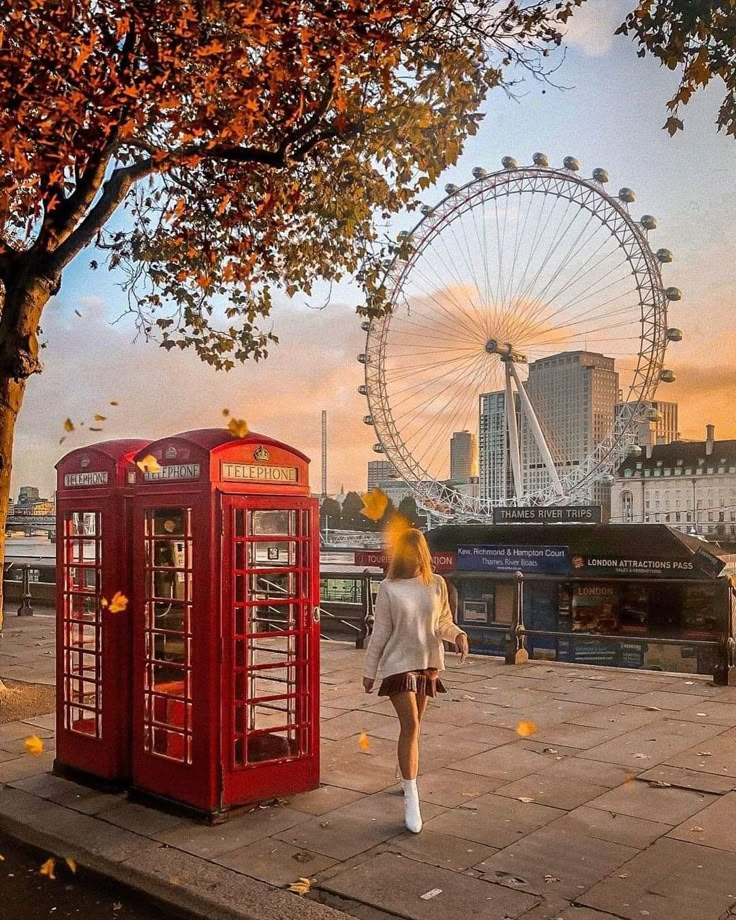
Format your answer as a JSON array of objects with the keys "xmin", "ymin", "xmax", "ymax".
[{"xmin": 387, "ymin": 528, "xmax": 433, "ymax": 585}]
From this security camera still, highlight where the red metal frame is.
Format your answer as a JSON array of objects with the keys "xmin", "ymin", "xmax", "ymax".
[{"xmin": 54, "ymin": 440, "xmax": 148, "ymax": 783}]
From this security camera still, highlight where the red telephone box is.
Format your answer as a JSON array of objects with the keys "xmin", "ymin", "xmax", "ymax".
[
  {"xmin": 130, "ymin": 429, "xmax": 320, "ymax": 816},
  {"xmin": 54, "ymin": 439, "xmax": 149, "ymax": 784}
]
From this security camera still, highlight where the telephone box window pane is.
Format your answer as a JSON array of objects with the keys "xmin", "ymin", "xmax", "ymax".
[
  {"xmin": 248, "ymin": 541, "xmax": 297, "ymax": 568},
  {"xmin": 248, "ymin": 572, "xmax": 297, "ymax": 600},
  {"xmin": 249, "ymin": 603, "xmax": 297, "ymax": 635},
  {"xmin": 249, "ymin": 510, "xmax": 295, "ymax": 536},
  {"xmin": 62, "ymin": 511, "xmax": 102, "ymax": 738},
  {"xmin": 143, "ymin": 506, "xmax": 193, "ymax": 764},
  {"xmin": 150, "ymin": 508, "xmax": 187, "ymax": 537}
]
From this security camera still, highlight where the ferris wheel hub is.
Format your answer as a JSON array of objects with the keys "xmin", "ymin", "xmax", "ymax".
[{"xmin": 485, "ymin": 339, "xmax": 527, "ymax": 363}]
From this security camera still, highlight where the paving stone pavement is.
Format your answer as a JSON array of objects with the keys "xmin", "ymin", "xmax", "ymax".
[{"xmin": 2, "ymin": 615, "xmax": 736, "ymax": 920}]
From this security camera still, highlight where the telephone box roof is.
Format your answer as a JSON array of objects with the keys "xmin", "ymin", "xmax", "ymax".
[
  {"xmin": 143, "ymin": 428, "xmax": 310, "ymax": 463},
  {"xmin": 55, "ymin": 439, "xmax": 149, "ymax": 470}
]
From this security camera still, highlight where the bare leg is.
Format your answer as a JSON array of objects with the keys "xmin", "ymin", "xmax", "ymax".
[
  {"xmin": 390, "ymin": 691, "xmax": 420, "ymax": 780},
  {"xmin": 416, "ymin": 693, "xmax": 430, "ymax": 728}
]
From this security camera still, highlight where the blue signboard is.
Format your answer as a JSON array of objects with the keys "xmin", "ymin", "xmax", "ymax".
[{"xmin": 457, "ymin": 544, "xmax": 570, "ymax": 574}]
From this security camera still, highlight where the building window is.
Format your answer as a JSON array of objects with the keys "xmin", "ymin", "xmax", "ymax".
[{"xmin": 621, "ymin": 490, "xmax": 634, "ymax": 523}]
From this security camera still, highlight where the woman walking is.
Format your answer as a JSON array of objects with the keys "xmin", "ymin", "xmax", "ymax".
[{"xmin": 362, "ymin": 529, "xmax": 469, "ymax": 833}]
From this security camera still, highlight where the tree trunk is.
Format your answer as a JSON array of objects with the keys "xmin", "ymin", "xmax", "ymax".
[{"xmin": 0, "ymin": 276, "xmax": 52, "ymax": 632}]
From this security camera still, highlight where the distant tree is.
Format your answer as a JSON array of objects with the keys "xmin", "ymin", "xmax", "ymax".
[
  {"xmin": 320, "ymin": 497, "xmax": 343, "ymax": 530},
  {"xmin": 398, "ymin": 495, "xmax": 423, "ymax": 528},
  {"xmin": 0, "ymin": 0, "xmax": 578, "ymax": 629},
  {"xmin": 616, "ymin": 1, "xmax": 736, "ymax": 136},
  {"xmin": 341, "ymin": 492, "xmax": 368, "ymax": 531}
]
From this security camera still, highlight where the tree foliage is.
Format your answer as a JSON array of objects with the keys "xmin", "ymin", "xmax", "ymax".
[
  {"xmin": 617, "ymin": 0, "xmax": 736, "ymax": 136},
  {"xmin": 0, "ymin": 0, "xmax": 577, "ymax": 370}
]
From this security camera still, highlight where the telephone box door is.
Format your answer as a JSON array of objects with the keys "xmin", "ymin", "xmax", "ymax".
[{"xmin": 222, "ymin": 495, "xmax": 320, "ymax": 805}]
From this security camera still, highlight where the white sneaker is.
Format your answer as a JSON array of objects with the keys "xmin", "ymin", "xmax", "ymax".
[{"xmin": 401, "ymin": 778, "xmax": 422, "ymax": 834}]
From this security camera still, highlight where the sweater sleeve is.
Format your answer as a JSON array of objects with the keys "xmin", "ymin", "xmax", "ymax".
[
  {"xmin": 436, "ymin": 576, "xmax": 463, "ymax": 643},
  {"xmin": 362, "ymin": 581, "xmax": 393, "ymax": 680}
]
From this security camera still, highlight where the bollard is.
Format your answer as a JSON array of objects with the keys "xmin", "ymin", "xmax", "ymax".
[
  {"xmin": 357, "ymin": 569, "xmax": 374, "ymax": 650},
  {"xmin": 17, "ymin": 564, "xmax": 34, "ymax": 617}
]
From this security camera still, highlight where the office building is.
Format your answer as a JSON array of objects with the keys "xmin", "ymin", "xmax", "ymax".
[
  {"xmin": 617, "ymin": 399, "xmax": 679, "ymax": 448},
  {"xmin": 479, "ymin": 390, "xmax": 519, "ymax": 505},
  {"xmin": 367, "ymin": 460, "xmax": 397, "ymax": 491},
  {"xmin": 521, "ymin": 351, "xmax": 618, "ymax": 508},
  {"xmin": 450, "ymin": 430, "xmax": 477, "ymax": 483},
  {"xmin": 18, "ymin": 486, "xmax": 40, "ymax": 503},
  {"xmin": 612, "ymin": 424, "xmax": 736, "ymax": 536}
]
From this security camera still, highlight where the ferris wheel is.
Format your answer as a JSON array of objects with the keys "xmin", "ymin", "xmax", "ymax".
[{"xmin": 358, "ymin": 154, "xmax": 683, "ymax": 519}]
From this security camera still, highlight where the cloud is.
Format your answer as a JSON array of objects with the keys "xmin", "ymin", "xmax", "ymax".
[
  {"xmin": 14, "ymin": 298, "xmax": 374, "ymax": 498},
  {"xmin": 665, "ymin": 362, "xmax": 736, "ymax": 440},
  {"xmin": 563, "ymin": 0, "xmax": 628, "ymax": 58}
]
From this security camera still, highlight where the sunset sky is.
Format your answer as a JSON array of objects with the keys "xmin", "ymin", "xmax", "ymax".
[{"xmin": 13, "ymin": 0, "xmax": 736, "ymax": 500}]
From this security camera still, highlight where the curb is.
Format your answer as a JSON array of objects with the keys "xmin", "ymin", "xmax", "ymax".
[{"xmin": 0, "ymin": 789, "xmax": 352, "ymax": 920}]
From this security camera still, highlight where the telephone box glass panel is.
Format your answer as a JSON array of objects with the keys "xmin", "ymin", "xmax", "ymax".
[
  {"xmin": 61, "ymin": 512, "xmax": 103, "ymax": 737},
  {"xmin": 231, "ymin": 506, "xmax": 311, "ymax": 767},
  {"xmin": 143, "ymin": 507, "xmax": 193, "ymax": 764}
]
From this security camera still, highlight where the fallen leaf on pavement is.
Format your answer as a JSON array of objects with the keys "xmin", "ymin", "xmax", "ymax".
[
  {"xmin": 689, "ymin": 826, "xmax": 704, "ymax": 833},
  {"xmin": 697, "ymin": 751, "xmax": 712, "ymax": 757},
  {"xmin": 39, "ymin": 857, "xmax": 56, "ymax": 879},
  {"xmin": 24, "ymin": 735, "xmax": 44, "ymax": 756},
  {"xmin": 544, "ymin": 875, "xmax": 560, "ymax": 883},
  {"xmin": 358, "ymin": 732, "xmax": 370, "ymax": 752},
  {"xmin": 645, "ymin": 706, "xmax": 661, "ymax": 711},
  {"xmin": 631, "ymin": 753, "xmax": 650, "ymax": 760},
  {"xmin": 647, "ymin": 780, "xmax": 672, "ymax": 788},
  {"xmin": 288, "ymin": 877, "xmax": 315, "ymax": 895},
  {"xmin": 542, "ymin": 747, "xmax": 558, "ymax": 754},
  {"xmin": 517, "ymin": 796, "xmax": 535, "ymax": 803}
]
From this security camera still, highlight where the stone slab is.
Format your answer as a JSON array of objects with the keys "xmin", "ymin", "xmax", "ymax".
[
  {"xmin": 637, "ymin": 764, "xmax": 735, "ymax": 795},
  {"xmin": 664, "ymin": 726, "xmax": 736, "ymax": 778},
  {"xmin": 666, "ymin": 791, "xmax": 736, "ymax": 852},
  {"xmin": 96, "ymin": 800, "xmax": 185, "ymax": 836},
  {"xmin": 214, "ymin": 836, "xmax": 338, "ymax": 886},
  {"xmin": 322, "ymin": 852, "xmax": 539, "ymax": 920},
  {"xmin": 671, "ymin": 701, "xmax": 736, "ymax": 727},
  {"xmin": 288, "ymin": 784, "xmax": 365, "ymax": 816},
  {"xmin": 580, "ymin": 837, "xmax": 736, "ymax": 920},
  {"xmin": 528, "ymin": 723, "xmax": 623, "ymax": 750},
  {"xmin": 451, "ymin": 742, "xmax": 564, "ymax": 782},
  {"xmin": 540, "ymin": 756, "xmax": 635, "ymax": 789},
  {"xmin": 274, "ymin": 792, "xmax": 444, "ymax": 860},
  {"xmin": 570, "ymin": 703, "xmax": 669, "ymax": 732},
  {"xmin": 494, "ymin": 773, "xmax": 609, "ymax": 811},
  {"xmin": 579, "ymin": 719, "xmax": 726, "ymax": 769},
  {"xmin": 385, "ymin": 767, "xmax": 507, "ymax": 808},
  {"xmin": 584, "ymin": 782, "xmax": 715, "ymax": 826},
  {"xmin": 476, "ymin": 825, "xmax": 637, "ymax": 900},
  {"xmin": 424, "ymin": 793, "xmax": 564, "ymax": 849},
  {"xmin": 387, "ymin": 828, "xmax": 497, "ymax": 871},
  {"xmin": 550, "ymin": 805, "xmax": 670, "ymax": 849}
]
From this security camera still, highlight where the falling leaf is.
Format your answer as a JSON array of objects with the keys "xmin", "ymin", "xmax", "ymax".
[
  {"xmin": 108, "ymin": 592, "xmax": 128, "ymax": 614},
  {"xmin": 74, "ymin": 309, "xmax": 82, "ymax": 317},
  {"xmin": 136, "ymin": 454, "xmax": 161, "ymax": 474},
  {"xmin": 517, "ymin": 796, "xmax": 535, "ymax": 804},
  {"xmin": 227, "ymin": 417, "xmax": 249, "ymax": 439},
  {"xmin": 89, "ymin": 427, "xmax": 103, "ymax": 432},
  {"xmin": 63, "ymin": 418, "xmax": 75, "ymax": 433},
  {"xmin": 515, "ymin": 720, "xmax": 537, "ymax": 738},
  {"xmin": 288, "ymin": 877, "xmax": 315, "ymax": 895},
  {"xmin": 94, "ymin": 414, "xmax": 107, "ymax": 422},
  {"xmin": 222, "ymin": 408, "xmax": 230, "ymax": 417},
  {"xmin": 39, "ymin": 857, "xmax": 56, "ymax": 879},
  {"xmin": 420, "ymin": 889, "xmax": 443, "ymax": 900},
  {"xmin": 383, "ymin": 511, "xmax": 412, "ymax": 555},
  {"xmin": 65, "ymin": 857, "xmax": 77, "ymax": 874},
  {"xmin": 360, "ymin": 487, "xmax": 389, "ymax": 522},
  {"xmin": 0, "ymin": 854, "xmax": 5, "ymax": 861},
  {"xmin": 24, "ymin": 735, "xmax": 44, "ymax": 756},
  {"xmin": 59, "ymin": 437, "xmax": 66, "ymax": 445},
  {"xmin": 101, "ymin": 597, "xmax": 108, "ymax": 608},
  {"xmin": 110, "ymin": 401, "xmax": 119, "ymax": 406},
  {"xmin": 358, "ymin": 732, "xmax": 370, "ymax": 752}
]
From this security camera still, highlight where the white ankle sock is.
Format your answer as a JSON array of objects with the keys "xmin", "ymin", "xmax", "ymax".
[{"xmin": 401, "ymin": 778, "xmax": 422, "ymax": 834}]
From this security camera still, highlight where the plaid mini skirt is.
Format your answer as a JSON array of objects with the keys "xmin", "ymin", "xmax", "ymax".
[{"xmin": 378, "ymin": 668, "xmax": 447, "ymax": 698}]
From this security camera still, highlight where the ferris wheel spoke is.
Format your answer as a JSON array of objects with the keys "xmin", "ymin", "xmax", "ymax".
[
  {"xmin": 430, "ymin": 226, "xmax": 493, "ymax": 335},
  {"xmin": 531, "ymin": 231, "xmax": 618, "ymax": 319},
  {"xmin": 525, "ymin": 312, "xmax": 642, "ymax": 351},
  {"xmin": 395, "ymin": 302, "xmax": 481, "ymax": 347},
  {"xmin": 503, "ymin": 189, "xmax": 557, "ymax": 329},
  {"xmin": 384, "ymin": 348, "xmax": 486, "ymax": 384},
  {"xmin": 385, "ymin": 353, "xmax": 484, "ymax": 402},
  {"xmin": 454, "ymin": 210, "xmax": 492, "ymax": 335},
  {"xmin": 499, "ymin": 189, "xmax": 535, "ymax": 325},
  {"xmin": 405, "ymin": 264, "xmax": 486, "ymax": 343}
]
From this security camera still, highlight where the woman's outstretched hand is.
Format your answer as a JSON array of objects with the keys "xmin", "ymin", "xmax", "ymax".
[
  {"xmin": 363, "ymin": 677, "xmax": 375, "ymax": 694},
  {"xmin": 456, "ymin": 632, "xmax": 469, "ymax": 664}
]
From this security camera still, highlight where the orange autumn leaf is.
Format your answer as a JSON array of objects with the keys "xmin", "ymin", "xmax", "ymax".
[
  {"xmin": 383, "ymin": 511, "xmax": 412, "ymax": 554},
  {"xmin": 108, "ymin": 591, "xmax": 128, "ymax": 614},
  {"xmin": 39, "ymin": 857, "xmax": 56, "ymax": 879},
  {"xmin": 358, "ymin": 731, "xmax": 370, "ymax": 752},
  {"xmin": 360, "ymin": 487, "xmax": 389, "ymax": 522},
  {"xmin": 93, "ymin": 414, "xmax": 107, "ymax": 421},
  {"xmin": 227, "ymin": 417, "xmax": 249, "ymax": 439},
  {"xmin": 515, "ymin": 720, "xmax": 537, "ymax": 738},
  {"xmin": 65, "ymin": 857, "xmax": 77, "ymax": 874},
  {"xmin": 221, "ymin": 408, "xmax": 230, "ymax": 417},
  {"xmin": 136, "ymin": 454, "xmax": 161, "ymax": 474},
  {"xmin": 24, "ymin": 735, "xmax": 45, "ymax": 756},
  {"xmin": 63, "ymin": 418, "xmax": 75, "ymax": 433}
]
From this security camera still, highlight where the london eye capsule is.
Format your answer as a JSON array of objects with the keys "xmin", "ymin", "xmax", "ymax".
[
  {"xmin": 363, "ymin": 415, "xmax": 374, "ymax": 425},
  {"xmin": 666, "ymin": 327, "xmax": 683, "ymax": 342},
  {"xmin": 563, "ymin": 156, "xmax": 580, "ymax": 171},
  {"xmin": 592, "ymin": 168, "xmax": 609, "ymax": 183},
  {"xmin": 660, "ymin": 369, "xmax": 676, "ymax": 383},
  {"xmin": 665, "ymin": 287, "xmax": 682, "ymax": 302},
  {"xmin": 357, "ymin": 353, "xmax": 367, "ymax": 364},
  {"xmin": 618, "ymin": 188, "xmax": 636, "ymax": 203},
  {"xmin": 372, "ymin": 443, "xmax": 385, "ymax": 454},
  {"xmin": 472, "ymin": 167, "xmax": 488, "ymax": 179},
  {"xmin": 533, "ymin": 152, "xmax": 549, "ymax": 167},
  {"xmin": 360, "ymin": 320, "xmax": 370, "ymax": 332},
  {"xmin": 358, "ymin": 384, "xmax": 368, "ymax": 396},
  {"xmin": 502, "ymin": 156, "xmax": 518, "ymax": 170},
  {"xmin": 444, "ymin": 183, "xmax": 459, "ymax": 195},
  {"xmin": 641, "ymin": 215, "xmax": 657, "ymax": 230},
  {"xmin": 656, "ymin": 249, "xmax": 673, "ymax": 263}
]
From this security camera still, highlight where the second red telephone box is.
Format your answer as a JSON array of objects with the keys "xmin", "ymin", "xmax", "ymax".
[
  {"xmin": 54, "ymin": 439, "xmax": 149, "ymax": 784},
  {"xmin": 130, "ymin": 429, "xmax": 320, "ymax": 816}
]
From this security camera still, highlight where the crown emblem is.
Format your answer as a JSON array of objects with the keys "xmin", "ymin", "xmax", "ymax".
[
  {"xmin": 165, "ymin": 445, "xmax": 178, "ymax": 459},
  {"xmin": 253, "ymin": 445, "xmax": 270, "ymax": 462},
  {"xmin": 80, "ymin": 455, "xmax": 90, "ymax": 469}
]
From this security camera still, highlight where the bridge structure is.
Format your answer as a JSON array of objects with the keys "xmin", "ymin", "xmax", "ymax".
[
  {"xmin": 5, "ymin": 515, "xmax": 56, "ymax": 536},
  {"xmin": 320, "ymin": 529, "xmax": 382, "ymax": 549}
]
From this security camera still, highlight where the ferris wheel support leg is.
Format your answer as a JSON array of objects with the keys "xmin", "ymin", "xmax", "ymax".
[
  {"xmin": 504, "ymin": 362, "xmax": 523, "ymax": 501},
  {"xmin": 508, "ymin": 360, "xmax": 564, "ymax": 498}
]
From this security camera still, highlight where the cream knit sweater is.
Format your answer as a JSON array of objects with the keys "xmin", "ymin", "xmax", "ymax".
[{"xmin": 362, "ymin": 575, "xmax": 464, "ymax": 680}]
